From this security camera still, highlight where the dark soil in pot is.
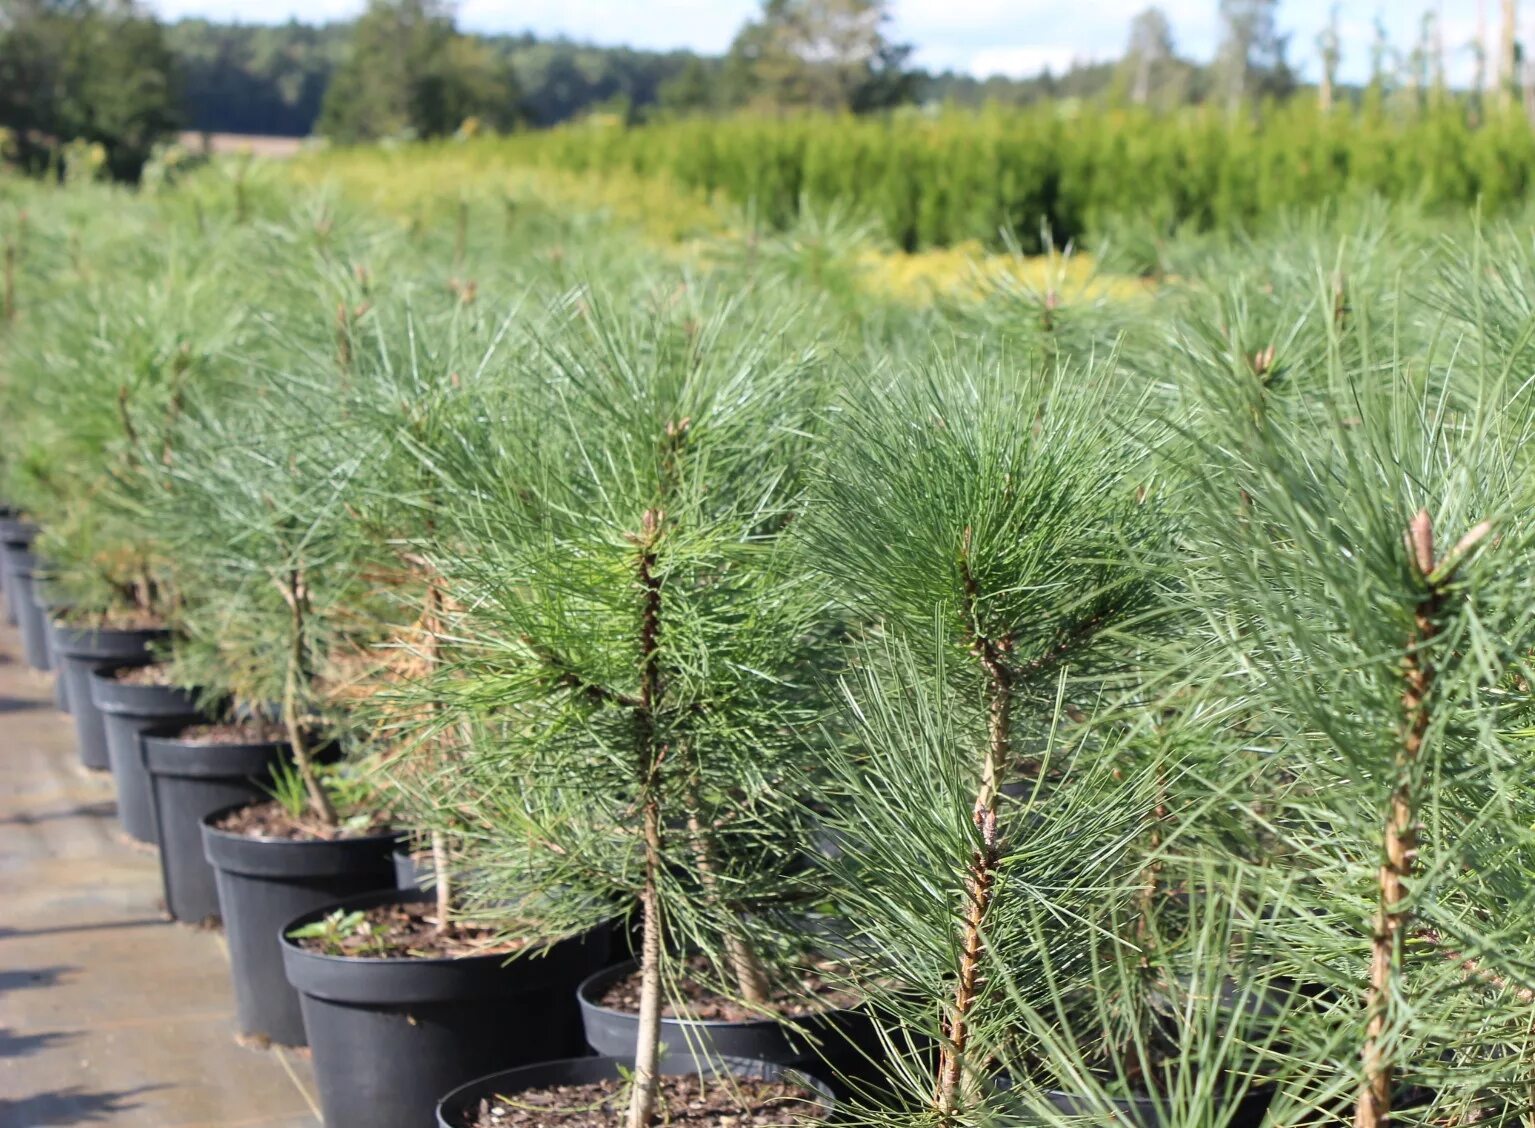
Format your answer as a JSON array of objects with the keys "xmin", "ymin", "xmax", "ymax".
[
  {"xmin": 90, "ymin": 663, "xmax": 207, "ymax": 844},
  {"xmin": 280, "ymin": 889, "xmax": 611, "ymax": 1128},
  {"xmin": 201, "ymin": 800, "xmax": 402, "ymax": 1046},
  {"xmin": 579, "ymin": 958, "xmax": 881, "ymax": 1087},
  {"xmin": 436, "ymin": 1056, "xmax": 833, "ymax": 1128},
  {"xmin": 144, "ymin": 721, "xmax": 291, "ymax": 924},
  {"xmin": 52, "ymin": 623, "xmax": 168, "ymax": 771}
]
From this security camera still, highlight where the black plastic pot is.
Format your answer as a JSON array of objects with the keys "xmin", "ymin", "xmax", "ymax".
[
  {"xmin": 34, "ymin": 591, "xmax": 71, "ymax": 712},
  {"xmin": 201, "ymin": 806, "xmax": 402, "ymax": 1046},
  {"xmin": 0, "ymin": 517, "xmax": 37, "ymax": 629},
  {"xmin": 281, "ymin": 889, "xmax": 610, "ymax": 1128},
  {"xmin": 391, "ymin": 849, "xmax": 492, "ymax": 901},
  {"xmin": 578, "ymin": 959, "xmax": 880, "ymax": 1081},
  {"xmin": 90, "ymin": 665, "xmax": 206, "ymax": 844},
  {"xmin": 1044, "ymin": 1086, "xmax": 1274, "ymax": 1127},
  {"xmin": 0, "ymin": 514, "xmax": 38, "ymax": 542},
  {"xmin": 144, "ymin": 725, "xmax": 289, "ymax": 924},
  {"xmin": 51, "ymin": 624, "xmax": 168, "ymax": 771},
  {"xmin": 3, "ymin": 551, "xmax": 51, "ymax": 671},
  {"xmin": 434, "ymin": 1056, "xmax": 833, "ymax": 1128},
  {"xmin": 392, "ymin": 847, "xmax": 428, "ymax": 892},
  {"xmin": 0, "ymin": 516, "xmax": 12, "ymax": 620}
]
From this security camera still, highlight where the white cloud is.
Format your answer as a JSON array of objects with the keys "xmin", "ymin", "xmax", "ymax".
[
  {"xmin": 152, "ymin": 0, "xmax": 358, "ymax": 20},
  {"xmin": 455, "ymin": 0, "xmax": 757, "ymax": 53},
  {"xmin": 964, "ymin": 45, "xmax": 1103, "ymax": 78}
]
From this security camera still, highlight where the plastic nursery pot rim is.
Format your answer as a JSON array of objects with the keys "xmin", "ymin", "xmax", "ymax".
[
  {"xmin": 50, "ymin": 622, "xmax": 170, "ymax": 660},
  {"xmin": 280, "ymin": 888, "xmax": 610, "ymax": 1006},
  {"xmin": 2, "ymin": 548, "xmax": 40, "ymax": 575},
  {"xmin": 200, "ymin": 801, "xmax": 403, "ymax": 880},
  {"xmin": 1040, "ymin": 1083, "xmax": 1276, "ymax": 1128},
  {"xmin": 141, "ymin": 724, "xmax": 288, "ymax": 780},
  {"xmin": 579, "ymin": 958, "xmax": 838, "ymax": 1031},
  {"xmin": 0, "ymin": 518, "xmax": 39, "ymax": 547},
  {"xmin": 433, "ymin": 1055, "xmax": 835, "ymax": 1128},
  {"xmin": 87, "ymin": 663, "xmax": 203, "ymax": 717}
]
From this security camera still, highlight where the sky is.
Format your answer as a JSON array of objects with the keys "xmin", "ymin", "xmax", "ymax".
[{"xmin": 143, "ymin": 0, "xmax": 1486, "ymax": 86}]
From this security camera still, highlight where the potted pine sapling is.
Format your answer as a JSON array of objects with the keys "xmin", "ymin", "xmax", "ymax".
[
  {"xmin": 801, "ymin": 357, "xmax": 1212, "ymax": 1121},
  {"xmin": 152, "ymin": 363, "xmax": 400, "ymax": 1047},
  {"xmin": 3, "ymin": 265, "xmax": 210, "ymax": 771},
  {"xmin": 71, "ymin": 348, "xmax": 227, "ymax": 844},
  {"xmin": 4, "ymin": 204, "xmax": 274, "ymax": 765},
  {"xmin": 1177, "ymin": 342, "xmax": 1535, "ymax": 1125},
  {"xmin": 424, "ymin": 293, "xmax": 842, "ymax": 1128},
  {"xmin": 806, "ymin": 638, "xmax": 1156, "ymax": 1119},
  {"xmin": 90, "ymin": 206, "xmax": 402, "ymax": 910},
  {"xmin": 270, "ymin": 303, "xmax": 610, "ymax": 1128},
  {"xmin": 52, "ymin": 368, "xmax": 210, "ymax": 822},
  {"xmin": 984, "ymin": 702, "xmax": 1313, "ymax": 1128},
  {"xmin": 994, "ymin": 853, "xmax": 1315, "ymax": 1128},
  {"xmin": 317, "ymin": 297, "xmax": 494, "ymax": 914}
]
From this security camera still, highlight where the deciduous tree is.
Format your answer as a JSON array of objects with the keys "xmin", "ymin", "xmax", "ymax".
[
  {"xmin": 726, "ymin": 0, "xmax": 914, "ymax": 113},
  {"xmin": 317, "ymin": 0, "xmax": 520, "ymax": 142},
  {"xmin": 0, "ymin": 0, "xmax": 179, "ymax": 181}
]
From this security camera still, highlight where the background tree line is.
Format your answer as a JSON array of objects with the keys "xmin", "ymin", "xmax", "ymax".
[
  {"xmin": 3, "ymin": 0, "xmax": 1531, "ymax": 182},
  {"xmin": 170, "ymin": 1, "xmax": 1281, "ymax": 135}
]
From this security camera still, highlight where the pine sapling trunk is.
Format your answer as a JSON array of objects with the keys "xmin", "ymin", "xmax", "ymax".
[
  {"xmin": 1355, "ymin": 510, "xmax": 1443, "ymax": 1128},
  {"xmin": 663, "ymin": 413, "xmax": 766, "ymax": 1005},
  {"xmin": 1135, "ymin": 762, "xmax": 1170, "ymax": 952},
  {"xmin": 631, "ymin": 793, "xmax": 665, "ymax": 1128},
  {"xmin": 724, "ymin": 925, "xmax": 772, "ymax": 1006},
  {"xmin": 936, "ymin": 529, "xmax": 1012, "ymax": 1119},
  {"xmin": 628, "ymin": 509, "xmax": 667, "ymax": 1128},
  {"xmin": 430, "ymin": 829, "xmax": 451, "ymax": 928},
  {"xmin": 281, "ymin": 567, "xmax": 338, "ymax": 828},
  {"xmin": 422, "ymin": 566, "xmax": 452, "ymax": 933},
  {"xmin": 686, "ymin": 800, "xmax": 772, "ymax": 1006}
]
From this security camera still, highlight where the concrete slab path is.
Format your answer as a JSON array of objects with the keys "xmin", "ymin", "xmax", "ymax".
[{"xmin": 0, "ymin": 624, "xmax": 321, "ymax": 1127}]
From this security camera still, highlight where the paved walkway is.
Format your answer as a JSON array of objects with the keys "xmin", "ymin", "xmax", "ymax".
[{"xmin": 0, "ymin": 625, "xmax": 320, "ymax": 1127}]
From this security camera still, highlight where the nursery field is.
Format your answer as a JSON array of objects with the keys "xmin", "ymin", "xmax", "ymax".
[
  {"xmin": 5, "ymin": 157, "xmax": 1535, "ymax": 1128},
  {"xmin": 451, "ymin": 101, "xmax": 1535, "ymax": 256}
]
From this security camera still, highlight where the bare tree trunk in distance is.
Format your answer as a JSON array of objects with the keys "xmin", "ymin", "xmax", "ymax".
[{"xmin": 1501, "ymin": 0, "xmax": 1519, "ymax": 105}]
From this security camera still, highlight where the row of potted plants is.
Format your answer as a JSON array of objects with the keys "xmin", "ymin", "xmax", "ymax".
[{"xmin": 6, "ymin": 173, "xmax": 1535, "ymax": 1128}]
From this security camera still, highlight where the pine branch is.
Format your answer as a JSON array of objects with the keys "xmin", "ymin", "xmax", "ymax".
[{"xmin": 521, "ymin": 635, "xmax": 642, "ymax": 710}]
